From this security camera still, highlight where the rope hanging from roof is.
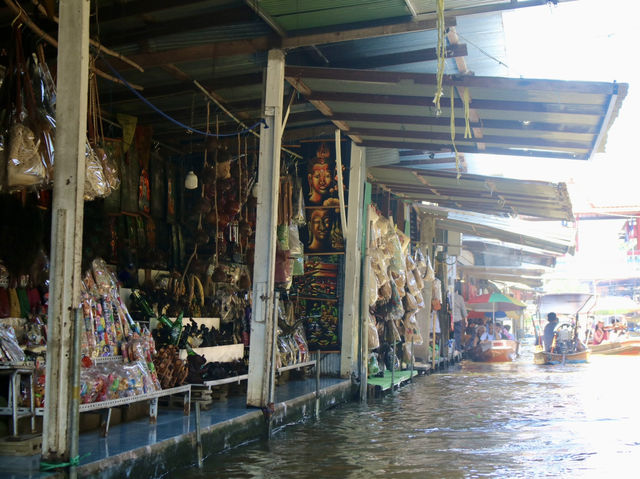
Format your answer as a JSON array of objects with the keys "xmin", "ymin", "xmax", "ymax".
[
  {"xmin": 432, "ymin": 0, "xmax": 446, "ymax": 116},
  {"xmin": 450, "ymin": 85, "xmax": 461, "ymax": 180},
  {"xmin": 463, "ymin": 87, "xmax": 472, "ymax": 139}
]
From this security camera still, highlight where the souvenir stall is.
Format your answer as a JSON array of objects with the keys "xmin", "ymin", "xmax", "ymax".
[
  {"xmin": 0, "ymin": 28, "xmax": 264, "ymax": 437},
  {"xmin": 363, "ymin": 203, "xmax": 427, "ymax": 388}
]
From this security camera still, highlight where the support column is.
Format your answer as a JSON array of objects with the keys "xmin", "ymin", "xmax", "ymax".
[
  {"xmin": 340, "ymin": 144, "xmax": 365, "ymax": 378},
  {"xmin": 247, "ymin": 49, "xmax": 285, "ymax": 408},
  {"xmin": 358, "ymin": 183, "xmax": 372, "ymax": 401},
  {"xmin": 42, "ymin": 0, "xmax": 90, "ymax": 462}
]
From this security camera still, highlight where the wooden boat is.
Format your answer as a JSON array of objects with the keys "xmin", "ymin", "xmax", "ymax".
[
  {"xmin": 470, "ymin": 340, "xmax": 519, "ymax": 362},
  {"xmin": 533, "ymin": 348, "xmax": 590, "ymax": 365},
  {"xmin": 589, "ymin": 338, "xmax": 640, "ymax": 356}
]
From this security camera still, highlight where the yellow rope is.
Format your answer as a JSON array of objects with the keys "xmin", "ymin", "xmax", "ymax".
[
  {"xmin": 450, "ymin": 85, "xmax": 460, "ymax": 179},
  {"xmin": 463, "ymin": 87, "xmax": 471, "ymax": 139},
  {"xmin": 432, "ymin": 0, "xmax": 446, "ymax": 115}
]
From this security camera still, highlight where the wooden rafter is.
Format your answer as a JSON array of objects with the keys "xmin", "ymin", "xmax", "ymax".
[
  {"xmin": 328, "ymin": 112, "xmax": 598, "ymax": 135},
  {"xmin": 360, "ymin": 140, "xmax": 586, "ymax": 160},
  {"xmin": 347, "ymin": 127, "xmax": 592, "ymax": 150},
  {"xmin": 306, "ymin": 91, "xmax": 607, "ymax": 116},
  {"xmin": 283, "ymin": 66, "xmax": 617, "ymax": 95},
  {"xmin": 331, "ymin": 43, "xmax": 467, "ymax": 69}
]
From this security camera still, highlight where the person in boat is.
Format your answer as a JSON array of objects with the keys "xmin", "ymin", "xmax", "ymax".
[
  {"xmin": 480, "ymin": 323, "xmax": 497, "ymax": 341},
  {"xmin": 543, "ymin": 312, "xmax": 559, "ymax": 352},
  {"xmin": 463, "ymin": 324, "xmax": 477, "ymax": 351},
  {"xmin": 473, "ymin": 325, "xmax": 487, "ymax": 347},
  {"xmin": 502, "ymin": 324, "xmax": 515, "ymax": 340},
  {"xmin": 489, "ymin": 322, "xmax": 502, "ymax": 341},
  {"xmin": 592, "ymin": 320, "xmax": 609, "ymax": 345}
]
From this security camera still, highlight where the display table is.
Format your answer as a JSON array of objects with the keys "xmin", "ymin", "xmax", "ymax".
[
  {"xmin": 0, "ymin": 362, "xmax": 35, "ymax": 437},
  {"xmin": 35, "ymin": 384, "xmax": 191, "ymax": 437}
]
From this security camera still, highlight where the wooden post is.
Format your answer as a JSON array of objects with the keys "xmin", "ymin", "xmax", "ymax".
[
  {"xmin": 359, "ymin": 184, "xmax": 372, "ymax": 401},
  {"xmin": 42, "ymin": 0, "xmax": 90, "ymax": 464},
  {"xmin": 247, "ymin": 49, "xmax": 284, "ymax": 408},
  {"xmin": 340, "ymin": 144, "xmax": 365, "ymax": 377}
]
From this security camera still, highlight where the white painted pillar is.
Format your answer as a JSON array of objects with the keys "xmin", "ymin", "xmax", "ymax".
[
  {"xmin": 247, "ymin": 49, "xmax": 285, "ymax": 408},
  {"xmin": 42, "ymin": 0, "xmax": 90, "ymax": 462},
  {"xmin": 340, "ymin": 144, "xmax": 366, "ymax": 377}
]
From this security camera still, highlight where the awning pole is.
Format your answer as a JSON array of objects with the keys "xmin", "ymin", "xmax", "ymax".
[{"xmin": 42, "ymin": 0, "xmax": 90, "ymax": 467}]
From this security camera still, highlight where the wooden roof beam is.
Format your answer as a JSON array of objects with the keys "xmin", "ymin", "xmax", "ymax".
[
  {"xmin": 285, "ymin": 75, "xmax": 361, "ymax": 143},
  {"xmin": 306, "ymin": 91, "xmax": 608, "ymax": 115},
  {"xmin": 283, "ymin": 66, "xmax": 618, "ymax": 95},
  {"xmin": 329, "ymin": 113, "xmax": 598, "ymax": 134},
  {"xmin": 244, "ymin": 0, "xmax": 287, "ymax": 38},
  {"xmin": 349, "ymin": 127, "xmax": 592, "ymax": 150},
  {"xmin": 281, "ymin": 17, "xmax": 456, "ymax": 49},
  {"xmin": 331, "ymin": 43, "xmax": 467, "ymax": 69},
  {"xmin": 360, "ymin": 140, "xmax": 586, "ymax": 160}
]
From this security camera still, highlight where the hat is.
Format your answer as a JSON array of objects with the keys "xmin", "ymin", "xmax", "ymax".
[{"xmin": 547, "ymin": 312, "xmax": 558, "ymax": 321}]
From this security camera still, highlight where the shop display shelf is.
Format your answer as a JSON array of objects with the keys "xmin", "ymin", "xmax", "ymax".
[
  {"xmin": 0, "ymin": 407, "xmax": 34, "ymax": 418},
  {"xmin": 200, "ymin": 374, "xmax": 248, "ymax": 388},
  {"xmin": 77, "ymin": 384, "xmax": 191, "ymax": 412},
  {"xmin": 277, "ymin": 360, "xmax": 316, "ymax": 374},
  {"xmin": 91, "ymin": 355, "xmax": 124, "ymax": 364},
  {"xmin": 35, "ymin": 384, "xmax": 191, "ymax": 437},
  {"xmin": 0, "ymin": 361, "xmax": 35, "ymax": 370}
]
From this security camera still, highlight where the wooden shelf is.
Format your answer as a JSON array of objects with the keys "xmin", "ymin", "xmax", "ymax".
[
  {"xmin": 277, "ymin": 360, "xmax": 316, "ymax": 374},
  {"xmin": 201, "ymin": 374, "xmax": 248, "ymax": 387}
]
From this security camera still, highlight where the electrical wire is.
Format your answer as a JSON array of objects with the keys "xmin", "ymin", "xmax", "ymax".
[{"xmin": 99, "ymin": 55, "xmax": 267, "ymax": 138}]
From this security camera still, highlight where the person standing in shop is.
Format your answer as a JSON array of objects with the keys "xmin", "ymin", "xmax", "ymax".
[{"xmin": 452, "ymin": 282, "xmax": 468, "ymax": 353}]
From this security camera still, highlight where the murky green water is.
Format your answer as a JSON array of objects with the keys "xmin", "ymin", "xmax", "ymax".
[{"xmin": 181, "ymin": 342, "xmax": 640, "ymax": 478}]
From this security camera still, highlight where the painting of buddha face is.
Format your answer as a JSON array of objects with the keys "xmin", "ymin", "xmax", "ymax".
[
  {"xmin": 308, "ymin": 208, "xmax": 332, "ymax": 252},
  {"xmin": 308, "ymin": 160, "xmax": 332, "ymax": 203},
  {"xmin": 307, "ymin": 143, "xmax": 334, "ymax": 205}
]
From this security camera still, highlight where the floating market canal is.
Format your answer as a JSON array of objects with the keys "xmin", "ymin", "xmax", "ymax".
[{"xmin": 181, "ymin": 343, "xmax": 640, "ymax": 479}]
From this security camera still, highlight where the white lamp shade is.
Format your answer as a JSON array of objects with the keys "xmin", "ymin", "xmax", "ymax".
[{"xmin": 185, "ymin": 170, "xmax": 198, "ymax": 189}]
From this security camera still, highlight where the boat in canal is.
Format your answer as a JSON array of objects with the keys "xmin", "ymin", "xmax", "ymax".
[
  {"xmin": 534, "ymin": 293, "xmax": 593, "ymax": 365},
  {"xmin": 586, "ymin": 313, "xmax": 640, "ymax": 356},
  {"xmin": 469, "ymin": 339, "xmax": 519, "ymax": 362},
  {"xmin": 589, "ymin": 339, "xmax": 640, "ymax": 355},
  {"xmin": 533, "ymin": 348, "xmax": 590, "ymax": 364}
]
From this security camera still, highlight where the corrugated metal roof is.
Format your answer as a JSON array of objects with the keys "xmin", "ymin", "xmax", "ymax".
[
  {"xmin": 410, "ymin": 0, "xmax": 514, "ymax": 15},
  {"xmin": 368, "ymin": 166, "xmax": 574, "ymax": 220},
  {"xmin": 257, "ymin": 0, "xmax": 409, "ymax": 32},
  {"xmin": 284, "ymin": 66, "xmax": 627, "ymax": 160},
  {"xmin": 418, "ymin": 205, "xmax": 576, "ymax": 255}
]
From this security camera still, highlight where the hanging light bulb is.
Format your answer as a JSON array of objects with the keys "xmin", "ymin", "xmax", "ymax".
[{"xmin": 185, "ymin": 170, "xmax": 198, "ymax": 189}]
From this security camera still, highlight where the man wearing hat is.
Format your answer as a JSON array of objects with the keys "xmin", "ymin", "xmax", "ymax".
[{"xmin": 543, "ymin": 312, "xmax": 559, "ymax": 352}]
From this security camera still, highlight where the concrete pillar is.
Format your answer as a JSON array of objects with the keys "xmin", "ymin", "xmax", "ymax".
[
  {"xmin": 42, "ymin": 0, "xmax": 90, "ymax": 462},
  {"xmin": 340, "ymin": 144, "xmax": 365, "ymax": 378},
  {"xmin": 247, "ymin": 50, "xmax": 285, "ymax": 408}
]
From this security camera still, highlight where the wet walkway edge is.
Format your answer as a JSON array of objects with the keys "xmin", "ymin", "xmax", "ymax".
[{"xmin": 77, "ymin": 380, "xmax": 355, "ymax": 478}]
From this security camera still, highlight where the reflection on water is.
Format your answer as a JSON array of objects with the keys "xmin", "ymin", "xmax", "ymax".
[{"xmin": 182, "ymin": 343, "xmax": 640, "ymax": 478}]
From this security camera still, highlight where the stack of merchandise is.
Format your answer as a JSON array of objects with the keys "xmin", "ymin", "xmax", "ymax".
[
  {"xmin": 80, "ymin": 258, "xmax": 143, "ymax": 358},
  {"xmin": 366, "ymin": 208, "xmax": 425, "ymax": 376},
  {"xmin": 0, "ymin": 324, "xmax": 26, "ymax": 362}
]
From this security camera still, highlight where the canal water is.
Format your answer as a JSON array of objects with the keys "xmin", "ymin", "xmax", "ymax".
[{"xmin": 181, "ymin": 341, "xmax": 640, "ymax": 478}]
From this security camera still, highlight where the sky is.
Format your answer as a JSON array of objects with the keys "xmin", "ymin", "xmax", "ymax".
[
  {"xmin": 466, "ymin": 0, "xmax": 638, "ymax": 211},
  {"xmin": 464, "ymin": 0, "xmax": 638, "ymax": 285}
]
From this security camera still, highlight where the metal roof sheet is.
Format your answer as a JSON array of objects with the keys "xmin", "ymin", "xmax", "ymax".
[
  {"xmin": 256, "ymin": 0, "xmax": 409, "ymax": 32},
  {"xmin": 285, "ymin": 66, "xmax": 627, "ymax": 160},
  {"xmin": 369, "ymin": 166, "xmax": 574, "ymax": 220},
  {"xmin": 418, "ymin": 205, "xmax": 575, "ymax": 255}
]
